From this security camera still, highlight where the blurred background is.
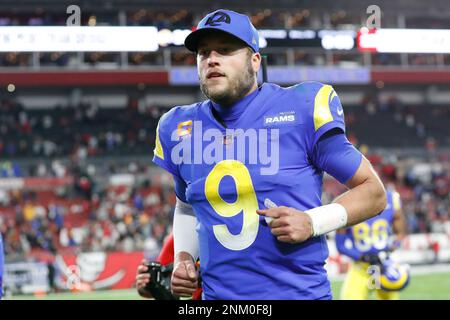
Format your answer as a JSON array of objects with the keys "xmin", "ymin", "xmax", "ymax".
[{"xmin": 0, "ymin": 0, "xmax": 449, "ymax": 299}]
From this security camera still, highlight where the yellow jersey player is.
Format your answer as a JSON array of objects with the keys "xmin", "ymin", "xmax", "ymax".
[{"xmin": 336, "ymin": 188, "xmax": 408, "ymax": 300}]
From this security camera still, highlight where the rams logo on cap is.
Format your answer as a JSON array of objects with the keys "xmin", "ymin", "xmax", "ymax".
[{"xmin": 205, "ymin": 11, "xmax": 231, "ymax": 26}]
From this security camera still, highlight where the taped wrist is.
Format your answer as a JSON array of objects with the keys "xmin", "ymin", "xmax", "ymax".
[
  {"xmin": 173, "ymin": 198, "xmax": 199, "ymax": 260},
  {"xmin": 305, "ymin": 203, "xmax": 348, "ymax": 237}
]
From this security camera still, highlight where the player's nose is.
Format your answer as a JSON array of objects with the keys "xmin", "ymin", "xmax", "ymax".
[{"xmin": 207, "ymin": 50, "xmax": 220, "ymax": 66}]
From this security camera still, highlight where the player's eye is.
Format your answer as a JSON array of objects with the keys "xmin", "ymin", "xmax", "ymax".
[
  {"xmin": 198, "ymin": 49, "xmax": 210, "ymax": 58},
  {"xmin": 218, "ymin": 47, "xmax": 233, "ymax": 54}
]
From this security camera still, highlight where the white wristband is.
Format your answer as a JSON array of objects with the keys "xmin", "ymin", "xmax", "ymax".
[
  {"xmin": 173, "ymin": 198, "xmax": 199, "ymax": 261},
  {"xmin": 305, "ymin": 203, "xmax": 348, "ymax": 237}
]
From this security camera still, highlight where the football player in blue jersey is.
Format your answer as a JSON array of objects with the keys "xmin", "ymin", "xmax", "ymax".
[
  {"xmin": 153, "ymin": 9, "xmax": 387, "ymax": 300},
  {"xmin": 336, "ymin": 188, "xmax": 408, "ymax": 300}
]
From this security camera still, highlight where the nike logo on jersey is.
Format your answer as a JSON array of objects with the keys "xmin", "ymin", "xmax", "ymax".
[{"xmin": 337, "ymin": 107, "xmax": 344, "ymax": 116}]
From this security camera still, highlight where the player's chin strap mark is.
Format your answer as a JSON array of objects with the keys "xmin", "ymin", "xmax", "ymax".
[{"xmin": 263, "ymin": 198, "xmax": 348, "ymax": 237}]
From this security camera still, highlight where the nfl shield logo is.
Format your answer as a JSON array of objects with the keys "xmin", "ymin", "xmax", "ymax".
[{"xmin": 223, "ymin": 134, "xmax": 233, "ymax": 145}]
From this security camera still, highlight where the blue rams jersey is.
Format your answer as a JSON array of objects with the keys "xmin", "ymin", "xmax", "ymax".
[
  {"xmin": 153, "ymin": 82, "xmax": 355, "ymax": 300},
  {"xmin": 345, "ymin": 190, "xmax": 402, "ymax": 255}
]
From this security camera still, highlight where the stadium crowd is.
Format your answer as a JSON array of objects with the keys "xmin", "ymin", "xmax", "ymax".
[
  {"xmin": 3, "ymin": 7, "xmax": 450, "ymax": 29},
  {"xmin": 1, "ymin": 95, "xmax": 448, "ymax": 160},
  {"xmin": 0, "ymin": 97, "xmax": 162, "ymax": 159},
  {"xmin": 0, "ymin": 160, "xmax": 175, "ymax": 262},
  {"xmin": 2, "ymin": 49, "xmax": 447, "ymax": 69}
]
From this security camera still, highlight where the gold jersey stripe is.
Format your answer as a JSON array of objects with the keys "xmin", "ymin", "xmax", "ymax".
[
  {"xmin": 392, "ymin": 191, "xmax": 402, "ymax": 211},
  {"xmin": 314, "ymin": 85, "xmax": 335, "ymax": 131},
  {"xmin": 154, "ymin": 122, "xmax": 164, "ymax": 160}
]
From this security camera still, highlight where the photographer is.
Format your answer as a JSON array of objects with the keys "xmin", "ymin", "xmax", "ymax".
[{"xmin": 136, "ymin": 233, "xmax": 202, "ymax": 300}]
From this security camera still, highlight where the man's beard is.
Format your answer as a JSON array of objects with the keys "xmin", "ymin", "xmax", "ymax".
[{"xmin": 199, "ymin": 60, "xmax": 255, "ymax": 107}]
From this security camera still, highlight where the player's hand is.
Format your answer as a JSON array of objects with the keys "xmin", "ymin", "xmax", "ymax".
[
  {"xmin": 257, "ymin": 203, "xmax": 313, "ymax": 244},
  {"xmin": 136, "ymin": 259, "xmax": 153, "ymax": 298},
  {"xmin": 171, "ymin": 253, "xmax": 198, "ymax": 297}
]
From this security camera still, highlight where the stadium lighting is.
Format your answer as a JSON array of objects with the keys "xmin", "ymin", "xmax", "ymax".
[
  {"xmin": 7, "ymin": 84, "xmax": 15, "ymax": 92},
  {"xmin": 0, "ymin": 26, "xmax": 159, "ymax": 52},
  {"xmin": 258, "ymin": 29, "xmax": 288, "ymax": 39},
  {"xmin": 358, "ymin": 28, "xmax": 450, "ymax": 53},
  {"xmin": 320, "ymin": 31, "xmax": 355, "ymax": 50}
]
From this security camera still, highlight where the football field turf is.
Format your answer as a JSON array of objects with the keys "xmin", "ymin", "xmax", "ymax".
[{"xmin": 7, "ymin": 271, "xmax": 450, "ymax": 300}]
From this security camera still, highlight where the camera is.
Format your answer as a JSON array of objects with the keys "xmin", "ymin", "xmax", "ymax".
[{"xmin": 144, "ymin": 262, "xmax": 177, "ymax": 300}]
